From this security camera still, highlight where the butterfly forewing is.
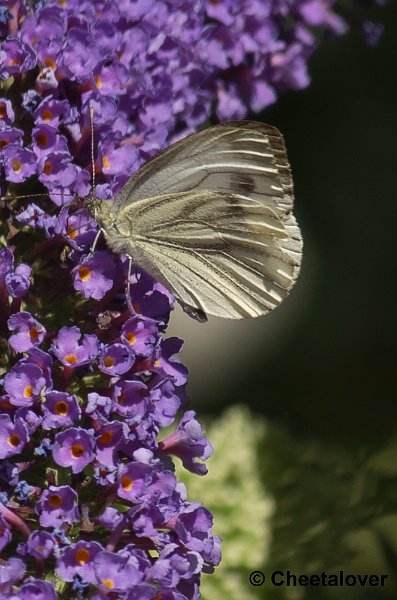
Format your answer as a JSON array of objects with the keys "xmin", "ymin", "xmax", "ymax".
[{"xmin": 97, "ymin": 121, "xmax": 303, "ymax": 320}]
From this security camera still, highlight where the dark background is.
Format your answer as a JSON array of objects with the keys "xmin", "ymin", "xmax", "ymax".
[{"xmin": 170, "ymin": 3, "xmax": 397, "ymax": 599}]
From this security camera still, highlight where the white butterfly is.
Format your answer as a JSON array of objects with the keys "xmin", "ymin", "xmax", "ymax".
[{"xmin": 89, "ymin": 121, "xmax": 303, "ymax": 322}]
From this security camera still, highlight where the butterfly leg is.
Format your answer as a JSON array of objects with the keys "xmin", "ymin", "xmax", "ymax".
[
  {"xmin": 126, "ymin": 256, "xmax": 135, "ymax": 314},
  {"xmin": 89, "ymin": 228, "xmax": 102, "ymax": 254}
]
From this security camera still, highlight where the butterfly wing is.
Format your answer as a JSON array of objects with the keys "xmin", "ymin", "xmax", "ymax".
[{"xmin": 106, "ymin": 122, "xmax": 302, "ymax": 320}]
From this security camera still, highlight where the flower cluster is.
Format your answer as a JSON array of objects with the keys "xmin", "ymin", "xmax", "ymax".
[{"xmin": 0, "ymin": 0, "xmax": 386, "ymax": 598}]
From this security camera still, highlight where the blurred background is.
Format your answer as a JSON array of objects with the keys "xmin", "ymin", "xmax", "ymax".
[{"xmin": 170, "ymin": 2, "xmax": 397, "ymax": 599}]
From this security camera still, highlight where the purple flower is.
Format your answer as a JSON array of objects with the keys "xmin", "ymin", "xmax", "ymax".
[
  {"xmin": 55, "ymin": 540, "xmax": 103, "ymax": 584},
  {"xmin": 159, "ymin": 411, "xmax": 213, "ymax": 475},
  {"xmin": 5, "ymin": 262, "xmax": 32, "ymax": 298},
  {"xmin": 20, "ymin": 5, "xmax": 66, "ymax": 65},
  {"xmin": 27, "ymin": 530, "xmax": 55, "ymax": 559},
  {"xmin": 93, "ymin": 551, "xmax": 142, "ymax": 592},
  {"xmin": 35, "ymin": 485, "xmax": 79, "ymax": 528},
  {"xmin": 0, "ymin": 97, "xmax": 14, "ymax": 122},
  {"xmin": 38, "ymin": 151, "xmax": 76, "ymax": 187},
  {"xmin": 8, "ymin": 312, "xmax": 46, "ymax": 353},
  {"xmin": 149, "ymin": 379, "xmax": 181, "ymax": 427},
  {"xmin": 117, "ymin": 461, "xmax": 176, "ymax": 505},
  {"xmin": 121, "ymin": 316, "xmax": 159, "ymax": 358},
  {"xmin": 52, "ymin": 427, "xmax": 95, "ymax": 473},
  {"xmin": 362, "ymin": 20, "xmax": 384, "ymax": 46},
  {"xmin": 17, "ymin": 578, "xmax": 57, "ymax": 600},
  {"xmin": 95, "ymin": 507, "xmax": 124, "ymax": 531},
  {"xmin": 15, "ymin": 407, "xmax": 42, "ymax": 434},
  {"xmin": 98, "ymin": 343, "xmax": 135, "ymax": 376},
  {"xmin": 33, "ymin": 97, "xmax": 70, "ymax": 126},
  {"xmin": 113, "ymin": 380, "xmax": 149, "ymax": 418},
  {"xmin": 0, "ymin": 247, "xmax": 14, "ymax": 281},
  {"xmin": 51, "ymin": 326, "xmax": 99, "ymax": 366},
  {"xmin": 154, "ymin": 338, "xmax": 188, "ymax": 386},
  {"xmin": 41, "ymin": 391, "xmax": 81, "ymax": 430},
  {"xmin": 0, "ymin": 37, "xmax": 36, "ymax": 78},
  {"xmin": 31, "ymin": 123, "xmax": 68, "ymax": 157},
  {"xmin": 0, "ymin": 127, "xmax": 24, "ymax": 152},
  {"xmin": 59, "ymin": 26, "xmax": 101, "ymax": 80},
  {"xmin": 117, "ymin": 461, "xmax": 153, "ymax": 504},
  {"xmin": 4, "ymin": 361, "xmax": 46, "ymax": 407},
  {"xmin": 3, "ymin": 143, "xmax": 37, "ymax": 183},
  {"xmin": 62, "ymin": 207, "xmax": 98, "ymax": 251},
  {"xmin": 0, "ymin": 514, "xmax": 12, "ymax": 551},
  {"xmin": 16, "ymin": 203, "xmax": 47, "ymax": 229},
  {"xmin": 73, "ymin": 251, "xmax": 115, "ymax": 300},
  {"xmin": 148, "ymin": 543, "xmax": 203, "ymax": 587},
  {"xmin": 98, "ymin": 138, "xmax": 140, "ymax": 177},
  {"xmin": 130, "ymin": 273, "xmax": 174, "ymax": 322},
  {"xmin": 95, "ymin": 421, "xmax": 124, "ymax": 466},
  {"xmin": 86, "ymin": 391, "xmax": 113, "ymax": 421},
  {"xmin": 175, "ymin": 503, "xmax": 221, "ymax": 563},
  {"xmin": 0, "ymin": 558, "xmax": 25, "ymax": 594},
  {"xmin": 94, "ymin": 59, "xmax": 129, "ymax": 96},
  {"xmin": 26, "ymin": 348, "xmax": 53, "ymax": 389}
]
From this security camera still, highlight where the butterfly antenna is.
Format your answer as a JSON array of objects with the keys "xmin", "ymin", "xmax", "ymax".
[
  {"xmin": 89, "ymin": 103, "xmax": 96, "ymax": 195},
  {"xmin": 0, "ymin": 192, "xmax": 74, "ymax": 202}
]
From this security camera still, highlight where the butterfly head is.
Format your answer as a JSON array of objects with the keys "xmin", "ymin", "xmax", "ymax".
[{"xmin": 84, "ymin": 192, "xmax": 101, "ymax": 219}]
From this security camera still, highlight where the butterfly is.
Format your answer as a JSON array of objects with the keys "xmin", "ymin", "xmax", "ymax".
[{"xmin": 88, "ymin": 121, "xmax": 303, "ymax": 322}]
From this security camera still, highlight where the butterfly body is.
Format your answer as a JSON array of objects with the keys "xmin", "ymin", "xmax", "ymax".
[{"xmin": 89, "ymin": 121, "xmax": 303, "ymax": 321}]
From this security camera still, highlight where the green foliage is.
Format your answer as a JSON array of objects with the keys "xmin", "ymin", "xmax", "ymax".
[{"xmin": 176, "ymin": 405, "xmax": 273, "ymax": 600}]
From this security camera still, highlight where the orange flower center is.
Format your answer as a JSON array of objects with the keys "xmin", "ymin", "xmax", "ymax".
[
  {"xmin": 23, "ymin": 385, "xmax": 33, "ymax": 398},
  {"xmin": 125, "ymin": 332, "xmax": 136, "ymax": 345},
  {"xmin": 43, "ymin": 161, "xmax": 53, "ymax": 175},
  {"xmin": 67, "ymin": 225, "xmax": 78, "ymax": 239},
  {"xmin": 11, "ymin": 160, "xmax": 22, "ymax": 173},
  {"xmin": 71, "ymin": 444, "xmax": 84, "ymax": 458},
  {"xmin": 48, "ymin": 494, "xmax": 62, "ymax": 508},
  {"xmin": 102, "ymin": 155, "xmax": 110, "ymax": 169},
  {"xmin": 43, "ymin": 57, "xmax": 57, "ymax": 69},
  {"xmin": 78, "ymin": 266, "xmax": 91, "ymax": 281},
  {"xmin": 101, "ymin": 579, "xmax": 114, "ymax": 590},
  {"xmin": 35, "ymin": 133, "xmax": 48, "ymax": 148},
  {"xmin": 103, "ymin": 355, "xmax": 115, "ymax": 368},
  {"xmin": 121, "ymin": 475, "xmax": 133, "ymax": 491},
  {"xmin": 95, "ymin": 76, "xmax": 102, "ymax": 89},
  {"xmin": 65, "ymin": 354, "xmax": 78, "ymax": 364},
  {"xmin": 29, "ymin": 326, "xmax": 39, "ymax": 342},
  {"xmin": 7, "ymin": 433, "xmax": 20, "ymax": 447},
  {"xmin": 41, "ymin": 109, "xmax": 53, "ymax": 121},
  {"xmin": 75, "ymin": 547, "xmax": 90, "ymax": 565},
  {"xmin": 98, "ymin": 430, "xmax": 113, "ymax": 444},
  {"xmin": 55, "ymin": 401, "xmax": 69, "ymax": 416},
  {"xmin": 0, "ymin": 103, "xmax": 6, "ymax": 118}
]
